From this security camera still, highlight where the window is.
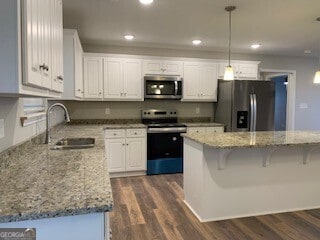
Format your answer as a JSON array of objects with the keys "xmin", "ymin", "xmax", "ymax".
[
  {"xmin": 23, "ymin": 98, "xmax": 46, "ymax": 114},
  {"xmin": 21, "ymin": 98, "xmax": 47, "ymax": 127}
]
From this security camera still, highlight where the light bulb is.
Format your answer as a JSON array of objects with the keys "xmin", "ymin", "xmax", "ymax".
[
  {"xmin": 124, "ymin": 35, "xmax": 134, "ymax": 40},
  {"xmin": 192, "ymin": 40, "xmax": 202, "ymax": 45},
  {"xmin": 224, "ymin": 66, "xmax": 234, "ymax": 80},
  {"xmin": 139, "ymin": 0, "xmax": 153, "ymax": 5}
]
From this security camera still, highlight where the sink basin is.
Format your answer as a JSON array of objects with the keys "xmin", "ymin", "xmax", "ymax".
[{"xmin": 51, "ymin": 138, "xmax": 95, "ymax": 150}]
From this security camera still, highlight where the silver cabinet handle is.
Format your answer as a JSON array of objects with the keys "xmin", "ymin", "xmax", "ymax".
[
  {"xmin": 134, "ymin": 132, "xmax": 137, "ymax": 135},
  {"xmin": 77, "ymin": 89, "xmax": 81, "ymax": 91},
  {"xmin": 57, "ymin": 76, "xmax": 63, "ymax": 81},
  {"xmin": 113, "ymin": 133, "xmax": 117, "ymax": 136}
]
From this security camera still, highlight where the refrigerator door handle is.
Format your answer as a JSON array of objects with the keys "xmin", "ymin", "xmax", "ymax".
[
  {"xmin": 250, "ymin": 94, "xmax": 254, "ymax": 132},
  {"xmin": 253, "ymin": 94, "xmax": 257, "ymax": 131}
]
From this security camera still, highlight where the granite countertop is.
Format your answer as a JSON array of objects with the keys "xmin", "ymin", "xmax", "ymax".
[
  {"xmin": 182, "ymin": 131, "xmax": 320, "ymax": 149},
  {"xmin": 0, "ymin": 124, "xmax": 113, "ymax": 223},
  {"xmin": 182, "ymin": 122, "xmax": 225, "ymax": 128},
  {"xmin": 104, "ymin": 123, "xmax": 146, "ymax": 129}
]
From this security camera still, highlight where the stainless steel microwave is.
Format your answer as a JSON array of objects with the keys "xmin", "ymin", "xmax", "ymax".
[{"xmin": 144, "ymin": 75, "xmax": 183, "ymax": 99}]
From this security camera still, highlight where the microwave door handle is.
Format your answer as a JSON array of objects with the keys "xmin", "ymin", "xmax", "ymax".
[{"xmin": 174, "ymin": 81, "xmax": 178, "ymax": 95}]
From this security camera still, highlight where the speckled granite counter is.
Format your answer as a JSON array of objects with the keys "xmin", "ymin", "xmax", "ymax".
[
  {"xmin": 0, "ymin": 124, "xmax": 113, "ymax": 223},
  {"xmin": 182, "ymin": 131, "xmax": 320, "ymax": 149},
  {"xmin": 182, "ymin": 122, "xmax": 224, "ymax": 128},
  {"xmin": 104, "ymin": 123, "xmax": 146, "ymax": 129}
]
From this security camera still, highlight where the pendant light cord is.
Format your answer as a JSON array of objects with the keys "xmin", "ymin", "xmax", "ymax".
[{"xmin": 228, "ymin": 10, "xmax": 232, "ymax": 66}]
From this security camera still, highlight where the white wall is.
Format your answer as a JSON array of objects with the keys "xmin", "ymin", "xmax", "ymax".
[
  {"xmin": 0, "ymin": 98, "xmax": 65, "ymax": 153},
  {"xmin": 83, "ymin": 44, "xmax": 320, "ymax": 130}
]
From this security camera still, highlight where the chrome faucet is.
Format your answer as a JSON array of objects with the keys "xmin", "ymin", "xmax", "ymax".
[{"xmin": 45, "ymin": 103, "xmax": 70, "ymax": 144}]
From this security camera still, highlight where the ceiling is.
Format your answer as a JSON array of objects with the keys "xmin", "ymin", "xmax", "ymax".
[{"xmin": 63, "ymin": 0, "xmax": 320, "ymax": 57}]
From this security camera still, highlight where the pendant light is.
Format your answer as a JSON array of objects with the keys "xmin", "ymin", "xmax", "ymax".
[
  {"xmin": 314, "ymin": 41, "xmax": 320, "ymax": 84},
  {"xmin": 224, "ymin": 6, "xmax": 236, "ymax": 81}
]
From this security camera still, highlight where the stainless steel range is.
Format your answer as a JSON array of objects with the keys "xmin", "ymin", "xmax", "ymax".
[{"xmin": 142, "ymin": 109, "xmax": 187, "ymax": 175}]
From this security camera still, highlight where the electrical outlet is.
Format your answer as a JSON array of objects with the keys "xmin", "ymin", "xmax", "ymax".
[
  {"xmin": 0, "ymin": 119, "xmax": 4, "ymax": 139},
  {"xmin": 105, "ymin": 108, "xmax": 111, "ymax": 115},
  {"xmin": 195, "ymin": 107, "xmax": 200, "ymax": 114}
]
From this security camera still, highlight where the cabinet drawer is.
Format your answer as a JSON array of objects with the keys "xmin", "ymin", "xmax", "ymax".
[
  {"xmin": 126, "ymin": 128, "xmax": 146, "ymax": 138},
  {"xmin": 187, "ymin": 127, "xmax": 206, "ymax": 134},
  {"xmin": 206, "ymin": 127, "xmax": 224, "ymax": 133},
  {"xmin": 105, "ymin": 129, "xmax": 126, "ymax": 138}
]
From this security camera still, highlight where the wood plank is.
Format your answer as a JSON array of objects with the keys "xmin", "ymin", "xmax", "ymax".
[{"xmin": 121, "ymin": 186, "xmax": 146, "ymax": 225}]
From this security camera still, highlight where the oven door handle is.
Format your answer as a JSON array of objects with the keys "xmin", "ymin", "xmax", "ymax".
[{"xmin": 147, "ymin": 127, "xmax": 187, "ymax": 133}]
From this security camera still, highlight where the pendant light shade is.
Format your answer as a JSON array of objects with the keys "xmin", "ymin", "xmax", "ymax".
[
  {"xmin": 224, "ymin": 6, "xmax": 236, "ymax": 81},
  {"xmin": 224, "ymin": 66, "xmax": 234, "ymax": 80},
  {"xmin": 314, "ymin": 71, "xmax": 320, "ymax": 83}
]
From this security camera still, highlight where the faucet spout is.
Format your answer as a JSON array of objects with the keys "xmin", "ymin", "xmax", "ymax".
[{"xmin": 45, "ymin": 103, "xmax": 70, "ymax": 144}]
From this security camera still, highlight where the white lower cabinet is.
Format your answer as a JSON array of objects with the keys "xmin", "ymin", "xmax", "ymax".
[
  {"xmin": 187, "ymin": 126, "xmax": 224, "ymax": 134},
  {"xmin": 105, "ymin": 128, "xmax": 146, "ymax": 177}
]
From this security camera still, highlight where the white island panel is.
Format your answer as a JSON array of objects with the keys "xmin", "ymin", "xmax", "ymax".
[{"xmin": 183, "ymin": 137, "xmax": 320, "ymax": 222}]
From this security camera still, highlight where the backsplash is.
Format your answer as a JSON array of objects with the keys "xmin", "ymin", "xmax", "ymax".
[{"xmin": 63, "ymin": 100, "xmax": 214, "ymax": 120}]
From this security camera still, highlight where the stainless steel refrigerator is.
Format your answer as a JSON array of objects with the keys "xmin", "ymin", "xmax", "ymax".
[{"xmin": 215, "ymin": 80, "xmax": 275, "ymax": 132}]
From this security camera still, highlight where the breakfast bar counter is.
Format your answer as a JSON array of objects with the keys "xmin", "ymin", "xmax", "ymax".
[{"xmin": 182, "ymin": 131, "xmax": 320, "ymax": 222}]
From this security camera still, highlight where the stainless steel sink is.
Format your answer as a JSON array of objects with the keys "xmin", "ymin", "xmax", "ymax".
[{"xmin": 51, "ymin": 138, "xmax": 95, "ymax": 150}]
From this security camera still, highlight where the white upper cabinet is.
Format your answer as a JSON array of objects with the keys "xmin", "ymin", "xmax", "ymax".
[
  {"xmin": 183, "ymin": 62, "xmax": 218, "ymax": 101},
  {"xmin": 143, "ymin": 59, "xmax": 183, "ymax": 76},
  {"xmin": 103, "ymin": 57, "xmax": 143, "ymax": 100},
  {"xmin": 218, "ymin": 62, "xmax": 259, "ymax": 80},
  {"xmin": 0, "ymin": 0, "xmax": 63, "ymax": 97},
  {"xmin": 83, "ymin": 56, "xmax": 103, "ymax": 99},
  {"xmin": 51, "ymin": 0, "xmax": 64, "ymax": 93},
  {"xmin": 62, "ymin": 29, "xmax": 83, "ymax": 99},
  {"xmin": 104, "ymin": 58, "xmax": 123, "ymax": 99}
]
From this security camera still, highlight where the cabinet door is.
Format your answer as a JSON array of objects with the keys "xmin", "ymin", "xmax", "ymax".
[
  {"xmin": 104, "ymin": 58, "xmax": 123, "ymax": 99},
  {"xmin": 74, "ymin": 34, "xmax": 84, "ymax": 98},
  {"xmin": 187, "ymin": 127, "xmax": 206, "ymax": 134},
  {"xmin": 105, "ymin": 138, "xmax": 126, "ymax": 173},
  {"xmin": 199, "ymin": 63, "xmax": 218, "ymax": 101},
  {"xmin": 238, "ymin": 64, "xmax": 258, "ymax": 80},
  {"xmin": 123, "ymin": 59, "xmax": 142, "ymax": 100},
  {"xmin": 39, "ymin": 0, "xmax": 52, "ymax": 89},
  {"xmin": 217, "ymin": 62, "xmax": 229, "ymax": 79},
  {"xmin": 183, "ymin": 62, "xmax": 200, "ymax": 100},
  {"xmin": 22, "ymin": 0, "xmax": 42, "ymax": 87},
  {"xmin": 143, "ymin": 59, "xmax": 164, "ymax": 75},
  {"xmin": 126, "ymin": 138, "xmax": 146, "ymax": 171},
  {"xmin": 83, "ymin": 56, "xmax": 103, "ymax": 99},
  {"xmin": 206, "ymin": 127, "xmax": 224, "ymax": 133},
  {"xmin": 51, "ymin": 0, "xmax": 64, "ymax": 93},
  {"xmin": 163, "ymin": 61, "xmax": 183, "ymax": 76}
]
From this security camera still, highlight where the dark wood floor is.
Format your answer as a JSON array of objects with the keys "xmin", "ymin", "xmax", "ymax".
[{"xmin": 110, "ymin": 174, "xmax": 320, "ymax": 240}]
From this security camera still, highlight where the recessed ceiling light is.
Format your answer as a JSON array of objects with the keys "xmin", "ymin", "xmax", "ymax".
[
  {"xmin": 251, "ymin": 44, "xmax": 261, "ymax": 49},
  {"xmin": 192, "ymin": 40, "xmax": 202, "ymax": 45},
  {"xmin": 124, "ymin": 35, "xmax": 134, "ymax": 40},
  {"xmin": 304, "ymin": 50, "xmax": 312, "ymax": 54},
  {"xmin": 139, "ymin": 0, "xmax": 153, "ymax": 5}
]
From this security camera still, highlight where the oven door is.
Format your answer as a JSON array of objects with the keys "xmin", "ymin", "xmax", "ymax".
[{"xmin": 147, "ymin": 129, "xmax": 185, "ymax": 175}]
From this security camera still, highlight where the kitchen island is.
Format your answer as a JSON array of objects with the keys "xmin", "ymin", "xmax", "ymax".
[
  {"xmin": 0, "ymin": 124, "xmax": 113, "ymax": 240},
  {"xmin": 182, "ymin": 131, "xmax": 320, "ymax": 222}
]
